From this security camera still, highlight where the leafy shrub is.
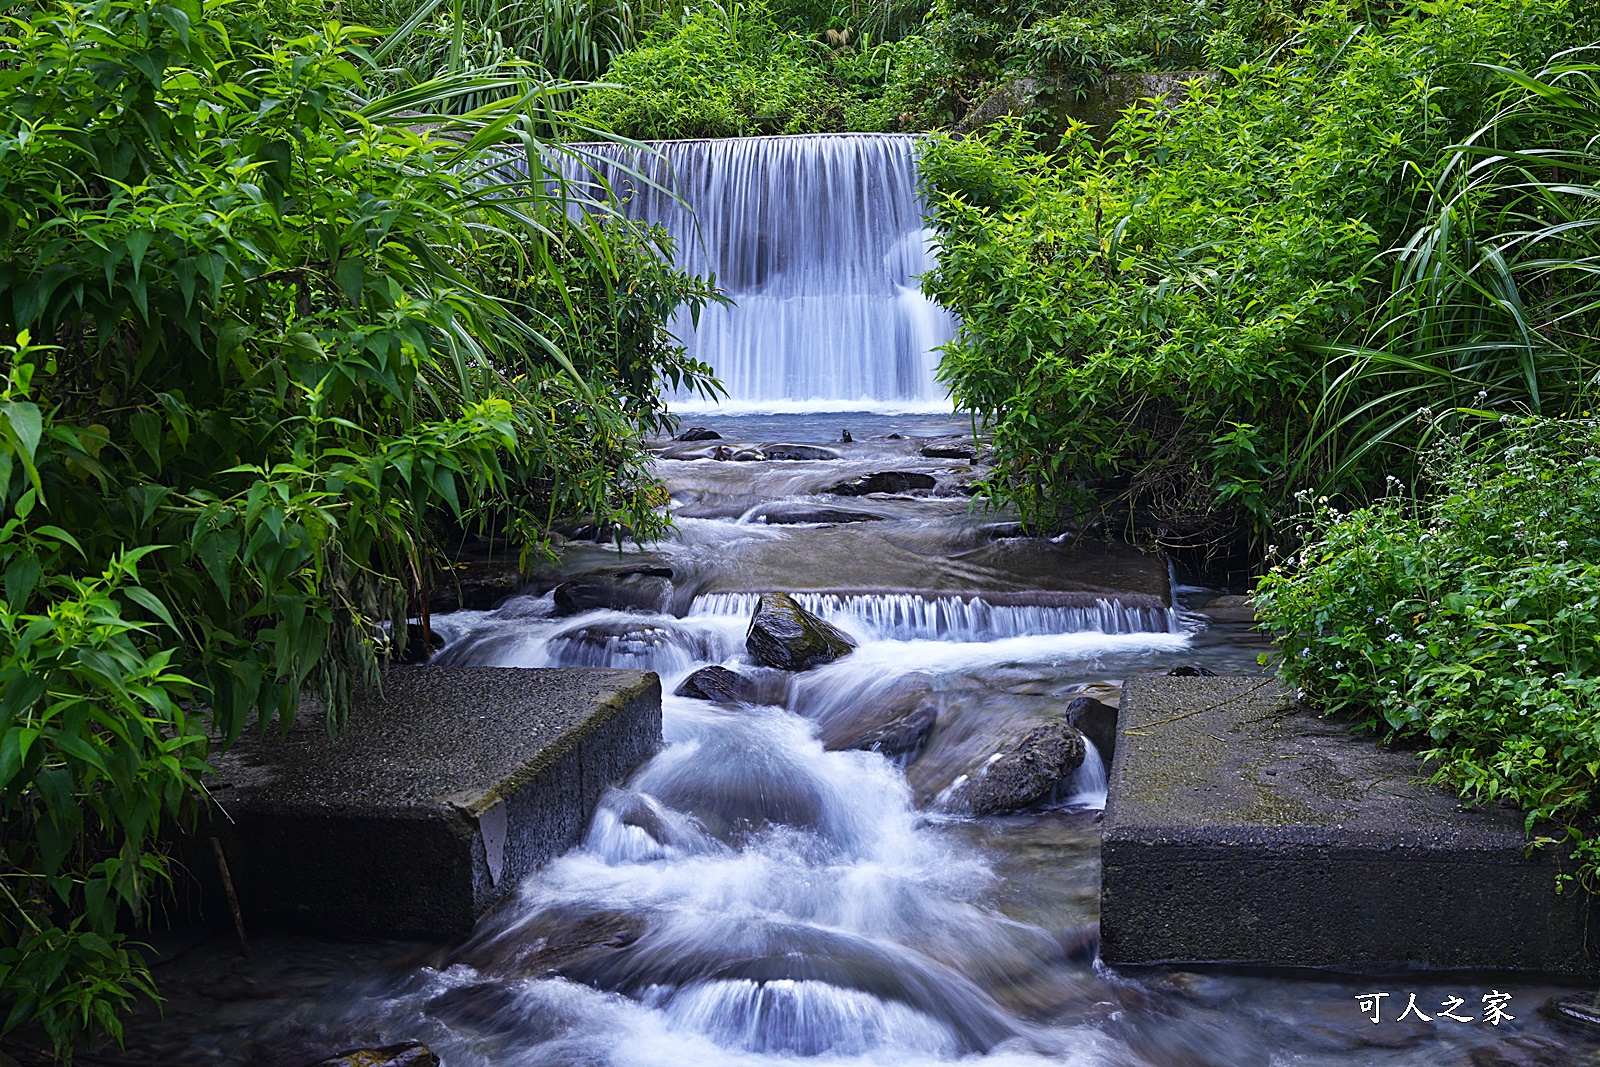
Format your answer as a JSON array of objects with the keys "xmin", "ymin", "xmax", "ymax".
[
  {"xmin": 576, "ymin": 2, "xmax": 852, "ymax": 137},
  {"xmin": 1257, "ymin": 419, "xmax": 1600, "ymax": 889},
  {"xmin": 0, "ymin": 0, "xmax": 714, "ymax": 1055},
  {"xmin": 920, "ymin": 0, "xmax": 1581, "ymax": 547}
]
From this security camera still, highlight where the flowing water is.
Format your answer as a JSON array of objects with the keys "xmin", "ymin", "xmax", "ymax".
[{"xmin": 120, "ymin": 135, "xmax": 1595, "ymax": 1067}]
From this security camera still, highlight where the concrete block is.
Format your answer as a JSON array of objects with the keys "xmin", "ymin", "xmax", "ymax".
[
  {"xmin": 203, "ymin": 667, "xmax": 661, "ymax": 938},
  {"xmin": 1101, "ymin": 675, "xmax": 1598, "ymax": 976}
]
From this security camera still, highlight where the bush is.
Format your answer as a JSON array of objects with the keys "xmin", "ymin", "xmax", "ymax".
[
  {"xmin": 919, "ymin": 0, "xmax": 1582, "ymax": 547},
  {"xmin": 0, "ymin": 0, "xmax": 713, "ymax": 1055},
  {"xmin": 575, "ymin": 2, "xmax": 852, "ymax": 137},
  {"xmin": 1257, "ymin": 419, "xmax": 1600, "ymax": 890}
]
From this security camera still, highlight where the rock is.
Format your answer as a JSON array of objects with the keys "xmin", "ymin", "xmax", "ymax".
[
  {"xmin": 920, "ymin": 442, "xmax": 976, "ymax": 460},
  {"xmin": 675, "ymin": 426, "xmax": 721, "ymax": 441},
  {"xmin": 1064, "ymin": 696, "xmax": 1118, "ymax": 764},
  {"xmin": 428, "ymin": 561, "xmax": 524, "ymax": 614},
  {"xmin": 396, "ymin": 621, "xmax": 445, "ymax": 664},
  {"xmin": 762, "ymin": 444, "xmax": 841, "ymax": 461},
  {"xmin": 674, "ymin": 666, "xmax": 759, "ymax": 704},
  {"xmin": 1541, "ymin": 993, "xmax": 1600, "ymax": 1035},
  {"xmin": 840, "ymin": 429, "xmax": 853, "ymax": 443},
  {"xmin": 309, "ymin": 1043, "xmax": 439, "ymax": 1067},
  {"xmin": 731, "ymin": 449, "xmax": 766, "ymax": 462},
  {"xmin": 825, "ymin": 471, "xmax": 937, "ymax": 497},
  {"xmin": 1468, "ymin": 1035, "xmax": 1581, "ymax": 1067},
  {"xmin": 752, "ymin": 504, "xmax": 885, "ymax": 525},
  {"xmin": 552, "ymin": 566, "xmax": 673, "ymax": 616},
  {"xmin": 746, "ymin": 592, "xmax": 856, "ymax": 671},
  {"xmin": 950, "ymin": 720, "xmax": 1086, "ymax": 815},
  {"xmin": 1165, "ymin": 664, "xmax": 1217, "ymax": 677},
  {"xmin": 845, "ymin": 703, "xmax": 937, "ymax": 760}
]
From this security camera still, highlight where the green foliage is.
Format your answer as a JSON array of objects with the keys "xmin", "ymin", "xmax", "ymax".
[
  {"xmin": 0, "ymin": 0, "xmax": 715, "ymax": 1055},
  {"xmin": 575, "ymin": 2, "xmax": 854, "ymax": 137},
  {"xmin": 1303, "ymin": 54, "xmax": 1600, "ymax": 488},
  {"xmin": 1256, "ymin": 419, "xmax": 1600, "ymax": 890},
  {"xmin": 920, "ymin": 0, "xmax": 1582, "ymax": 546}
]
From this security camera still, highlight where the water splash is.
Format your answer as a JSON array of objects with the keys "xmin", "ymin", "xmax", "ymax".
[
  {"xmin": 563, "ymin": 134, "xmax": 957, "ymax": 405},
  {"xmin": 689, "ymin": 592, "xmax": 1181, "ymax": 640}
]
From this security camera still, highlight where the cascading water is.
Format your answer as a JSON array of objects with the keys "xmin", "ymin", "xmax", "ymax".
[
  {"xmin": 139, "ymin": 135, "xmax": 1589, "ymax": 1067},
  {"xmin": 565, "ymin": 134, "xmax": 957, "ymax": 409}
]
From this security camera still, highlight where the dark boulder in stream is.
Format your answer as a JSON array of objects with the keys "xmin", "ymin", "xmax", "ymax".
[
  {"xmin": 920, "ymin": 441, "xmax": 976, "ymax": 460},
  {"xmin": 825, "ymin": 471, "xmax": 936, "ymax": 496},
  {"xmin": 552, "ymin": 566, "xmax": 673, "ymax": 616},
  {"xmin": 675, "ymin": 426, "xmax": 721, "ymax": 441},
  {"xmin": 751, "ymin": 503, "xmax": 884, "ymax": 525},
  {"xmin": 761, "ymin": 443, "xmax": 841, "ymax": 461},
  {"xmin": 950, "ymin": 720, "xmax": 1087, "ymax": 815},
  {"xmin": 674, "ymin": 665, "xmax": 759, "ymax": 703},
  {"xmin": 821, "ymin": 683, "xmax": 939, "ymax": 761},
  {"xmin": 307, "ymin": 1042, "xmax": 439, "ymax": 1067},
  {"xmin": 746, "ymin": 592, "xmax": 855, "ymax": 671},
  {"xmin": 1065, "ymin": 695, "xmax": 1118, "ymax": 764}
]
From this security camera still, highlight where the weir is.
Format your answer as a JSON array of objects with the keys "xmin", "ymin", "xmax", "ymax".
[{"xmin": 565, "ymin": 134, "xmax": 957, "ymax": 407}]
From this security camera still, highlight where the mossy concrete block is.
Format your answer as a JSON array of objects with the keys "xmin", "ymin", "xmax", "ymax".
[
  {"xmin": 206, "ymin": 667, "xmax": 661, "ymax": 939},
  {"xmin": 1101, "ymin": 675, "xmax": 1597, "ymax": 976}
]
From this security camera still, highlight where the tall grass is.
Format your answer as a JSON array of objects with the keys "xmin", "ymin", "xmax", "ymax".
[{"xmin": 1298, "ymin": 52, "xmax": 1600, "ymax": 493}]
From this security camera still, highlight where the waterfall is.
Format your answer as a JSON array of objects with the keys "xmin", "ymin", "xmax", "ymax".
[
  {"xmin": 563, "ymin": 134, "xmax": 957, "ymax": 409},
  {"xmin": 688, "ymin": 591, "xmax": 1181, "ymax": 640}
]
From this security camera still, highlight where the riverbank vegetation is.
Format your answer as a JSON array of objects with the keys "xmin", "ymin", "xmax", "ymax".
[{"xmin": 0, "ymin": 0, "xmax": 714, "ymax": 1055}]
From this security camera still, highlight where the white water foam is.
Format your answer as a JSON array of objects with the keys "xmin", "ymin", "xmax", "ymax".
[{"xmin": 689, "ymin": 592, "xmax": 1181, "ymax": 640}]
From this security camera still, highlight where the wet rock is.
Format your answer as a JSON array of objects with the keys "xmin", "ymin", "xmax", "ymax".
[
  {"xmin": 751, "ymin": 503, "xmax": 885, "ymax": 525},
  {"xmin": 840, "ymin": 429, "xmax": 853, "ymax": 443},
  {"xmin": 1165, "ymin": 664, "xmax": 1217, "ymax": 677},
  {"xmin": 308, "ymin": 1044, "xmax": 439, "ymax": 1067},
  {"xmin": 745, "ymin": 592, "xmax": 855, "ymax": 671},
  {"xmin": 1064, "ymin": 696, "xmax": 1118, "ymax": 765},
  {"xmin": 920, "ymin": 442, "xmax": 976, "ymax": 460},
  {"xmin": 552, "ymin": 566, "xmax": 673, "ymax": 616},
  {"xmin": 427, "ymin": 561, "xmax": 524, "ymax": 614},
  {"xmin": 1541, "ymin": 992, "xmax": 1600, "ymax": 1034},
  {"xmin": 825, "ymin": 471, "xmax": 936, "ymax": 496},
  {"xmin": 731, "ymin": 449, "xmax": 766, "ymax": 462},
  {"xmin": 822, "ymin": 685, "xmax": 938, "ymax": 760},
  {"xmin": 674, "ymin": 665, "xmax": 759, "ymax": 704},
  {"xmin": 761, "ymin": 444, "xmax": 841, "ymax": 461},
  {"xmin": 675, "ymin": 426, "xmax": 721, "ymax": 441},
  {"xmin": 1468, "ymin": 1035, "xmax": 1581, "ymax": 1067},
  {"xmin": 847, "ymin": 703, "xmax": 937, "ymax": 760},
  {"xmin": 546, "ymin": 619, "xmax": 703, "ymax": 667},
  {"xmin": 951, "ymin": 720, "xmax": 1087, "ymax": 815},
  {"xmin": 396, "ymin": 621, "xmax": 445, "ymax": 664}
]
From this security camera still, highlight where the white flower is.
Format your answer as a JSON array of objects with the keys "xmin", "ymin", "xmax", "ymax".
[
  {"xmin": 1559, "ymin": 540, "xmax": 1570, "ymax": 549},
  {"xmin": 1517, "ymin": 643, "xmax": 1528, "ymax": 652}
]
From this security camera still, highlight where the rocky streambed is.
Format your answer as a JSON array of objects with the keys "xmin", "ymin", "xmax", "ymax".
[{"xmin": 107, "ymin": 412, "xmax": 1600, "ymax": 1067}]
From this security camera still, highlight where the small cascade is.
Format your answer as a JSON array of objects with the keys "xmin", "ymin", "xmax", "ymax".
[
  {"xmin": 689, "ymin": 591, "xmax": 1181, "ymax": 639},
  {"xmin": 562, "ymin": 134, "xmax": 957, "ymax": 407},
  {"xmin": 1060, "ymin": 739, "xmax": 1109, "ymax": 810}
]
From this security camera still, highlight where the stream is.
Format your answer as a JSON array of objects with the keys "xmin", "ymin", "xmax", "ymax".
[{"xmin": 115, "ymin": 134, "xmax": 1597, "ymax": 1067}]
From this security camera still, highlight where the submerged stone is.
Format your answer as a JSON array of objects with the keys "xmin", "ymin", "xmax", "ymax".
[
  {"xmin": 674, "ymin": 665, "xmax": 759, "ymax": 704},
  {"xmin": 825, "ymin": 471, "xmax": 936, "ymax": 496},
  {"xmin": 761, "ymin": 444, "xmax": 841, "ymax": 461},
  {"xmin": 950, "ymin": 720, "xmax": 1087, "ymax": 815},
  {"xmin": 751, "ymin": 503, "xmax": 885, "ymax": 525},
  {"xmin": 552, "ymin": 566, "xmax": 673, "ymax": 616},
  {"xmin": 309, "ymin": 1045, "xmax": 438, "ymax": 1067},
  {"xmin": 820, "ymin": 683, "xmax": 939, "ymax": 761},
  {"xmin": 745, "ymin": 592, "xmax": 856, "ymax": 671},
  {"xmin": 675, "ymin": 426, "xmax": 721, "ymax": 441},
  {"xmin": 920, "ymin": 442, "xmax": 976, "ymax": 460}
]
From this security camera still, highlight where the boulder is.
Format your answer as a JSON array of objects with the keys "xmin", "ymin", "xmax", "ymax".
[
  {"xmin": 552, "ymin": 566, "xmax": 673, "ymax": 616},
  {"xmin": 396, "ymin": 621, "xmax": 445, "ymax": 664},
  {"xmin": 1165, "ymin": 665, "xmax": 1217, "ymax": 677},
  {"xmin": 308, "ymin": 1043, "xmax": 439, "ymax": 1067},
  {"xmin": 1064, "ymin": 696, "xmax": 1118, "ymax": 764},
  {"xmin": 1541, "ymin": 993, "xmax": 1600, "ymax": 1035},
  {"xmin": 825, "ymin": 471, "xmax": 936, "ymax": 497},
  {"xmin": 675, "ymin": 426, "xmax": 721, "ymax": 441},
  {"xmin": 746, "ymin": 592, "xmax": 855, "ymax": 671},
  {"xmin": 762, "ymin": 444, "xmax": 841, "ymax": 461},
  {"xmin": 843, "ymin": 703, "xmax": 937, "ymax": 761},
  {"xmin": 920, "ymin": 442, "xmax": 976, "ymax": 460},
  {"xmin": 731, "ymin": 449, "xmax": 766, "ymax": 462},
  {"xmin": 752, "ymin": 503, "xmax": 885, "ymax": 525},
  {"xmin": 950, "ymin": 720, "xmax": 1086, "ymax": 815},
  {"xmin": 674, "ymin": 665, "xmax": 759, "ymax": 704},
  {"xmin": 428, "ymin": 561, "xmax": 524, "ymax": 614},
  {"xmin": 1468, "ymin": 1036, "xmax": 1582, "ymax": 1067}
]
